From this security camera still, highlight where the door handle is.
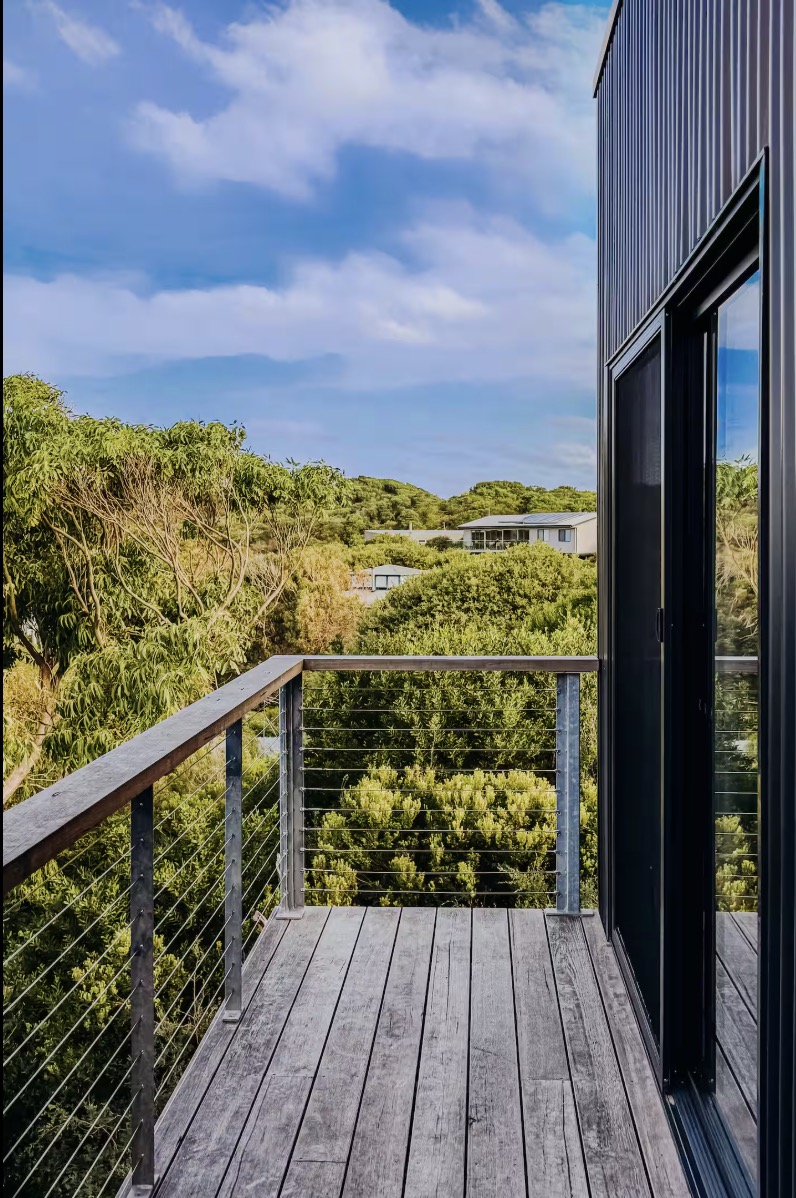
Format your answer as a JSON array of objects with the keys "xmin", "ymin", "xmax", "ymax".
[{"xmin": 656, "ymin": 607, "xmax": 665, "ymax": 644}]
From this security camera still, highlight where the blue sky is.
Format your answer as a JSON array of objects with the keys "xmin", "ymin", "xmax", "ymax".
[{"xmin": 4, "ymin": 0, "xmax": 608, "ymax": 495}]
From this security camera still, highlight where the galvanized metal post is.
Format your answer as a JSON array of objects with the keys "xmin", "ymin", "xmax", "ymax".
[
  {"xmin": 277, "ymin": 674, "xmax": 304, "ymax": 917},
  {"xmin": 224, "ymin": 719, "xmax": 243, "ymax": 1021},
  {"xmin": 555, "ymin": 673, "xmax": 581, "ymax": 915},
  {"xmin": 130, "ymin": 786, "xmax": 156, "ymax": 1193}
]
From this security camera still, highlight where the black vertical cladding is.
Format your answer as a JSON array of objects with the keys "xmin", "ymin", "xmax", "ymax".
[{"xmin": 594, "ymin": 3, "xmax": 794, "ymax": 1197}]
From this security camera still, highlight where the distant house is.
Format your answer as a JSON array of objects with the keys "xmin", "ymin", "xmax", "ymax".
[
  {"xmin": 364, "ymin": 528, "xmax": 464, "ymax": 545},
  {"xmin": 350, "ymin": 563, "xmax": 423, "ymax": 597},
  {"xmin": 459, "ymin": 513, "xmax": 597, "ymax": 555}
]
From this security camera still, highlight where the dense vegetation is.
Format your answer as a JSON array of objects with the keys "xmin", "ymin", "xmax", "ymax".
[
  {"xmin": 318, "ymin": 474, "xmax": 597, "ymax": 542},
  {"xmin": 302, "ymin": 545, "xmax": 599, "ymax": 908}
]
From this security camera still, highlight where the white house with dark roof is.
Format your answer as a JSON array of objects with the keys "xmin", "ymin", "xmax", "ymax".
[{"xmin": 459, "ymin": 513, "xmax": 597, "ymax": 555}]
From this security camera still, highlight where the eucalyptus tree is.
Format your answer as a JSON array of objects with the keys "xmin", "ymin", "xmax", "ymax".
[{"xmin": 3, "ymin": 374, "xmax": 347, "ymax": 800}]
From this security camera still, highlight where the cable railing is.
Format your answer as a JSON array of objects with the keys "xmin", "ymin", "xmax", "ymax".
[
  {"xmin": 714, "ymin": 656, "xmax": 759, "ymax": 913},
  {"xmin": 2, "ymin": 653, "xmax": 595, "ymax": 1197}
]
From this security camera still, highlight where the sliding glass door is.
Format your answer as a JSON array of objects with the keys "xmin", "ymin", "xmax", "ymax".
[
  {"xmin": 710, "ymin": 273, "xmax": 761, "ymax": 1189},
  {"xmin": 608, "ymin": 327, "xmax": 664, "ymax": 1058}
]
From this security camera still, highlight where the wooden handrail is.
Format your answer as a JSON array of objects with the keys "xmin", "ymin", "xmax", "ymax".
[
  {"xmin": 2, "ymin": 655, "xmax": 304, "ymax": 896},
  {"xmin": 303, "ymin": 655, "xmax": 599, "ymax": 672},
  {"xmin": 2, "ymin": 653, "xmax": 599, "ymax": 896}
]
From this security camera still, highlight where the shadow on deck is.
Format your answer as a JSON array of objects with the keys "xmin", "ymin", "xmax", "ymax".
[{"xmin": 143, "ymin": 908, "xmax": 692, "ymax": 1198}]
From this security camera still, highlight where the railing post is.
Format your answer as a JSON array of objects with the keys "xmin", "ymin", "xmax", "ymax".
[
  {"xmin": 130, "ymin": 786, "xmax": 156, "ymax": 1193},
  {"xmin": 277, "ymin": 674, "xmax": 304, "ymax": 917},
  {"xmin": 224, "ymin": 719, "xmax": 243, "ymax": 1022},
  {"xmin": 555, "ymin": 672, "xmax": 581, "ymax": 915}
]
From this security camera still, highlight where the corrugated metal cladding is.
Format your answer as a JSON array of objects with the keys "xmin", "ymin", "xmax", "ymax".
[
  {"xmin": 596, "ymin": 0, "xmax": 793, "ymax": 363},
  {"xmin": 596, "ymin": 4, "xmax": 794, "ymax": 1198}
]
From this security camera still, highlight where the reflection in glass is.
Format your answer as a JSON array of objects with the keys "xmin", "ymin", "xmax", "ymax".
[{"xmin": 713, "ymin": 272, "xmax": 759, "ymax": 1187}]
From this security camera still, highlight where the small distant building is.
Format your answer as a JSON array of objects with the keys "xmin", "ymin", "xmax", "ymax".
[
  {"xmin": 459, "ymin": 513, "xmax": 597, "ymax": 555},
  {"xmin": 350, "ymin": 563, "xmax": 423, "ymax": 599},
  {"xmin": 364, "ymin": 528, "xmax": 464, "ymax": 545}
]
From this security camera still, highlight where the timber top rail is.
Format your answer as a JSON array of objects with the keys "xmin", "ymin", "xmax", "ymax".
[
  {"xmin": 3, "ymin": 652, "xmax": 759, "ymax": 896},
  {"xmin": 2, "ymin": 654, "xmax": 598, "ymax": 896}
]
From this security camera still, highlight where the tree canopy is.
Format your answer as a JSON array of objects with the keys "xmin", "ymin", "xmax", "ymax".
[
  {"xmin": 3, "ymin": 374, "xmax": 348, "ymax": 800},
  {"xmin": 318, "ymin": 475, "xmax": 596, "ymax": 542}
]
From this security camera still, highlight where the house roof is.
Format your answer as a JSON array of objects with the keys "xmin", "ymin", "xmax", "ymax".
[
  {"xmin": 459, "ymin": 513, "xmax": 597, "ymax": 529},
  {"xmin": 370, "ymin": 563, "xmax": 423, "ymax": 575}
]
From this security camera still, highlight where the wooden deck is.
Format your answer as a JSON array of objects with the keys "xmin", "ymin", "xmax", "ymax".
[
  {"xmin": 716, "ymin": 911, "xmax": 759, "ymax": 1184},
  {"xmin": 146, "ymin": 907, "xmax": 692, "ymax": 1198}
]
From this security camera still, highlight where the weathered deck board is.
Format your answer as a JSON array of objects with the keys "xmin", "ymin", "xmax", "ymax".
[
  {"xmin": 716, "ymin": 1044, "xmax": 758, "ymax": 1183},
  {"xmin": 511, "ymin": 911, "xmax": 588, "ymax": 1198},
  {"xmin": 716, "ymin": 959, "xmax": 757, "ymax": 1114},
  {"xmin": 343, "ymin": 908, "xmax": 435, "ymax": 1198},
  {"xmin": 510, "ymin": 910, "xmax": 568, "ymax": 1080},
  {"xmin": 717, "ymin": 911, "xmax": 758, "ymax": 1017},
  {"xmin": 144, "ymin": 909, "xmax": 702, "ymax": 1198},
  {"xmin": 149, "ymin": 916, "xmax": 289, "ymax": 1193},
  {"xmin": 216, "ymin": 906, "xmax": 365, "ymax": 1198},
  {"xmin": 732, "ymin": 911, "xmax": 759, "ymax": 951},
  {"xmin": 466, "ymin": 909, "xmax": 527, "ymax": 1197},
  {"xmin": 403, "ymin": 908, "xmax": 471, "ymax": 1198},
  {"xmin": 157, "ymin": 911, "xmax": 326, "ymax": 1198},
  {"xmin": 547, "ymin": 916, "xmax": 652, "ymax": 1198},
  {"xmin": 583, "ymin": 914, "xmax": 691, "ymax": 1198},
  {"xmin": 281, "ymin": 908, "xmax": 400, "ymax": 1195}
]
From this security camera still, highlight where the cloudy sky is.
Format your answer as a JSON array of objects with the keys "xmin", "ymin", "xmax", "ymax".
[{"xmin": 4, "ymin": 0, "xmax": 608, "ymax": 494}]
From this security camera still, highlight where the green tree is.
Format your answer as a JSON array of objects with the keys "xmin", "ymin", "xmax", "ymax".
[
  {"xmin": 302, "ymin": 544, "xmax": 598, "ymax": 907},
  {"xmin": 3, "ymin": 374, "xmax": 346, "ymax": 799}
]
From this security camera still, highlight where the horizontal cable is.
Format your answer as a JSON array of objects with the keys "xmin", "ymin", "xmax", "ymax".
[
  {"xmin": 4, "ymin": 988, "xmax": 131, "ymax": 1159},
  {"xmin": 302, "ymin": 766, "xmax": 556, "ymax": 774},
  {"xmin": 155, "ymin": 877, "xmax": 228, "ymax": 970},
  {"xmin": 4, "ymin": 954, "xmax": 132, "ymax": 1113},
  {"xmin": 302, "ymin": 705, "xmax": 555, "ymax": 713},
  {"xmin": 305, "ymin": 844, "xmax": 555, "ymax": 855},
  {"xmin": 241, "ymin": 839, "xmax": 278, "ymax": 882},
  {"xmin": 304, "ymin": 747, "xmax": 552, "ymax": 755},
  {"xmin": 302, "ymin": 723, "xmax": 556, "ymax": 733},
  {"xmin": 155, "ymin": 966, "xmax": 232, "ymax": 1104},
  {"xmin": 41, "ymin": 1062, "xmax": 138, "ymax": 1198},
  {"xmin": 155, "ymin": 921, "xmax": 230, "ymax": 1035},
  {"xmin": 305, "ymin": 888, "xmax": 554, "ymax": 897},
  {"xmin": 155, "ymin": 960, "xmax": 232, "ymax": 1079},
  {"xmin": 242, "ymin": 861, "xmax": 280, "ymax": 911},
  {"xmin": 4, "ymin": 953, "xmax": 130, "ymax": 1121},
  {"xmin": 153, "ymin": 788, "xmax": 226, "ymax": 868},
  {"xmin": 152, "ymin": 738, "xmax": 225, "ymax": 829},
  {"xmin": 4, "ymin": 843, "xmax": 132, "ymax": 969},
  {"xmin": 4, "ymin": 918, "xmax": 131, "ymax": 1064},
  {"xmin": 4, "ymin": 878, "xmax": 134, "ymax": 1021},
  {"xmin": 309, "ymin": 867, "xmax": 556, "ymax": 876},
  {"xmin": 154, "ymin": 824, "xmax": 231, "ymax": 901},
  {"xmin": 22, "ymin": 1035, "xmax": 137, "ymax": 1196},
  {"xmin": 303, "ymin": 823, "xmax": 555, "ymax": 836},
  {"xmin": 83, "ymin": 1118, "xmax": 141, "ymax": 1198}
]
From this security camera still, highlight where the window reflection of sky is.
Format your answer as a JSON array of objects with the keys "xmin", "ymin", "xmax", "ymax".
[{"xmin": 717, "ymin": 273, "xmax": 760, "ymax": 462}]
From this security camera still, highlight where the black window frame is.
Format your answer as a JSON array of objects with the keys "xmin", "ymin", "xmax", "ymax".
[{"xmin": 598, "ymin": 157, "xmax": 775, "ymax": 1198}]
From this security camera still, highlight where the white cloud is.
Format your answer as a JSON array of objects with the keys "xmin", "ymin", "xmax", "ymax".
[
  {"xmin": 131, "ymin": 0, "xmax": 605, "ymax": 205},
  {"xmin": 33, "ymin": 2, "xmax": 120, "ymax": 64},
  {"xmin": 3, "ymin": 59, "xmax": 37, "ymax": 90},
  {"xmin": 3, "ymin": 209, "xmax": 595, "ymax": 389}
]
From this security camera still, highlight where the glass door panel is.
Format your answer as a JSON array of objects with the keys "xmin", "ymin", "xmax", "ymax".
[
  {"xmin": 712, "ymin": 272, "xmax": 760, "ymax": 1187},
  {"xmin": 612, "ymin": 335, "xmax": 663, "ymax": 1047}
]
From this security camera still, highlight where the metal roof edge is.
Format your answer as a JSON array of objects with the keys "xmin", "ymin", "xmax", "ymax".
[{"xmin": 592, "ymin": 0, "xmax": 623, "ymax": 97}]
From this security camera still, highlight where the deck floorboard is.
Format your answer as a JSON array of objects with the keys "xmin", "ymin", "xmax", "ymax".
[{"xmin": 150, "ymin": 909, "xmax": 704, "ymax": 1198}]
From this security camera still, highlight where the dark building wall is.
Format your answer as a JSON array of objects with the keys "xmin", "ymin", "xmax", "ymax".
[{"xmin": 595, "ymin": 2, "xmax": 794, "ymax": 1195}]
